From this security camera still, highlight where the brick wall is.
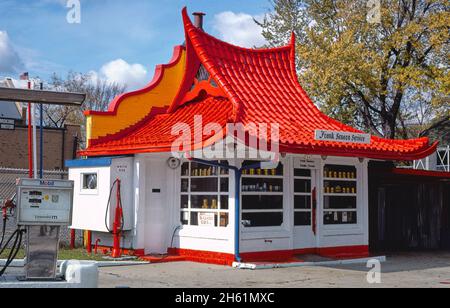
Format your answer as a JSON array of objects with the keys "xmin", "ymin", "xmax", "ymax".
[{"xmin": 0, "ymin": 124, "xmax": 80, "ymax": 170}]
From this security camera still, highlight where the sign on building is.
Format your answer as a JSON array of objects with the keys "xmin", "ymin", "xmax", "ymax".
[
  {"xmin": 198, "ymin": 212, "xmax": 215, "ymax": 227},
  {"xmin": 0, "ymin": 118, "xmax": 15, "ymax": 130},
  {"xmin": 315, "ymin": 130, "xmax": 371, "ymax": 144}
]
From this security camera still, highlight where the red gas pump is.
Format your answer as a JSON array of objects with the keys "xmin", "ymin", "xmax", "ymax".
[{"xmin": 111, "ymin": 179, "xmax": 123, "ymax": 258}]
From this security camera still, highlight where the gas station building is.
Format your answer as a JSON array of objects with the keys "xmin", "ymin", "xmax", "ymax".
[{"xmin": 66, "ymin": 9, "xmax": 439, "ymax": 266}]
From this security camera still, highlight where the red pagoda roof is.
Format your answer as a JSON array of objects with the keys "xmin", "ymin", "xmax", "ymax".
[{"xmin": 80, "ymin": 8, "xmax": 437, "ymax": 160}]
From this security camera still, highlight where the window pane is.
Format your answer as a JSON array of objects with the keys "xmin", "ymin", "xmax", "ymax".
[
  {"xmin": 295, "ymin": 212, "xmax": 311, "ymax": 226},
  {"xmin": 190, "ymin": 212, "xmax": 218, "ymax": 227},
  {"xmin": 242, "ymin": 212, "xmax": 283, "ymax": 227},
  {"xmin": 242, "ymin": 160, "xmax": 284, "ymax": 176},
  {"xmin": 191, "ymin": 178, "xmax": 218, "ymax": 192},
  {"xmin": 180, "ymin": 211, "xmax": 189, "ymax": 225},
  {"xmin": 294, "ymin": 195, "xmax": 311, "ymax": 209},
  {"xmin": 191, "ymin": 195, "xmax": 220, "ymax": 210},
  {"xmin": 181, "ymin": 162, "xmax": 190, "ymax": 177},
  {"xmin": 180, "ymin": 195, "xmax": 189, "ymax": 209},
  {"xmin": 82, "ymin": 174, "xmax": 97, "ymax": 190},
  {"xmin": 190, "ymin": 162, "xmax": 218, "ymax": 177},
  {"xmin": 219, "ymin": 161, "xmax": 229, "ymax": 175},
  {"xmin": 324, "ymin": 165, "xmax": 357, "ymax": 179},
  {"xmin": 220, "ymin": 178, "xmax": 229, "ymax": 192},
  {"xmin": 294, "ymin": 179, "xmax": 311, "ymax": 193},
  {"xmin": 294, "ymin": 169, "xmax": 311, "ymax": 177},
  {"xmin": 181, "ymin": 179, "xmax": 189, "ymax": 192},
  {"xmin": 242, "ymin": 195, "xmax": 283, "ymax": 210},
  {"xmin": 242, "ymin": 178, "xmax": 283, "ymax": 193},
  {"xmin": 220, "ymin": 196, "xmax": 229, "ymax": 210},
  {"xmin": 324, "ymin": 180, "xmax": 357, "ymax": 194},
  {"xmin": 219, "ymin": 213, "xmax": 229, "ymax": 227},
  {"xmin": 324, "ymin": 196, "xmax": 357, "ymax": 209},
  {"xmin": 324, "ymin": 211, "xmax": 357, "ymax": 225}
]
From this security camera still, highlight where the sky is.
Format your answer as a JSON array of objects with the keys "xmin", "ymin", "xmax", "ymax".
[{"xmin": 0, "ymin": 0, "xmax": 271, "ymax": 90}]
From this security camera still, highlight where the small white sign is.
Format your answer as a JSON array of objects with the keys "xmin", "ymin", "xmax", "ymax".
[
  {"xmin": 0, "ymin": 118, "xmax": 15, "ymax": 130},
  {"xmin": 198, "ymin": 212, "xmax": 215, "ymax": 227},
  {"xmin": 315, "ymin": 130, "xmax": 371, "ymax": 144}
]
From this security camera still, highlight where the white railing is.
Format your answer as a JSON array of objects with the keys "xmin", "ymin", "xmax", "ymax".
[
  {"xmin": 436, "ymin": 146, "xmax": 450, "ymax": 172},
  {"xmin": 411, "ymin": 146, "xmax": 450, "ymax": 172}
]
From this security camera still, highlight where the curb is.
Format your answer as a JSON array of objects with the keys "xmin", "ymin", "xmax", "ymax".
[{"xmin": 233, "ymin": 256, "xmax": 387, "ymax": 270}]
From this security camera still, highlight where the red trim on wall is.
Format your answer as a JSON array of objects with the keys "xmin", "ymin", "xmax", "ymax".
[
  {"xmin": 168, "ymin": 248, "xmax": 235, "ymax": 266},
  {"xmin": 164, "ymin": 245, "xmax": 369, "ymax": 266},
  {"xmin": 240, "ymin": 246, "xmax": 369, "ymax": 262},
  {"xmin": 391, "ymin": 168, "xmax": 450, "ymax": 179},
  {"xmin": 317, "ymin": 245, "xmax": 369, "ymax": 259},
  {"xmin": 93, "ymin": 245, "xmax": 145, "ymax": 257}
]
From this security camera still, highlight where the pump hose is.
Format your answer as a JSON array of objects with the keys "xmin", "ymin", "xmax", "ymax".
[
  {"xmin": 0, "ymin": 217, "xmax": 6, "ymax": 250},
  {"xmin": 0, "ymin": 228, "xmax": 25, "ymax": 277},
  {"xmin": 104, "ymin": 179, "xmax": 125, "ymax": 234}
]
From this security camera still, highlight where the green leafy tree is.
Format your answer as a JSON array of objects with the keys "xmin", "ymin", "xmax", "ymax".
[{"xmin": 257, "ymin": 0, "xmax": 449, "ymax": 138}]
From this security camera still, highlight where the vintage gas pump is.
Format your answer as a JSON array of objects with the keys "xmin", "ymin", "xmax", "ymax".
[{"xmin": 14, "ymin": 178, "xmax": 74, "ymax": 280}]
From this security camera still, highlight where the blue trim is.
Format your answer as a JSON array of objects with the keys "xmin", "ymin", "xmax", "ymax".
[
  {"xmin": 65, "ymin": 157, "xmax": 114, "ymax": 168},
  {"xmin": 189, "ymin": 158, "xmax": 244, "ymax": 263}
]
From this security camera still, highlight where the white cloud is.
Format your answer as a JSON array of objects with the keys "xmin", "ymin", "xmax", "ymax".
[
  {"xmin": 90, "ymin": 59, "xmax": 149, "ymax": 91},
  {"xmin": 0, "ymin": 31, "xmax": 24, "ymax": 74},
  {"xmin": 213, "ymin": 11, "xmax": 267, "ymax": 48}
]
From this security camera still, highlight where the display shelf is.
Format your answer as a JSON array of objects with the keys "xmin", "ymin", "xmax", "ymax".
[
  {"xmin": 241, "ymin": 192, "xmax": 284, "ymax": 196},
  {"xmin": 324, "ymin": 193, "xmax": 357, "ymax": 197},
  {"xmin": 241, "ymin": 175, "xmax": 284, "ymax": 179},
  {"xmin": 323, "ymin": 177, "xmax": 357, "ymax": 182},
  {"xmin": 181, "ymin": 175, "xmax": 228, "ymax": 179}
]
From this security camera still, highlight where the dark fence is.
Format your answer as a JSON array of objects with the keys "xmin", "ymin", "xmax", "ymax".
[{"xmin": 369, "ymin": 162, "xmax": 450, "ymax": 252}]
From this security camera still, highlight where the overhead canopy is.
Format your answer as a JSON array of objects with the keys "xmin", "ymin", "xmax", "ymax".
[
  {"xmin": 0, "ymin": 87, "xmax": 86, "ymax": 106},
  {"xmin": 80, "ymin": 8, "xmax": 437, "ymax": 161}
]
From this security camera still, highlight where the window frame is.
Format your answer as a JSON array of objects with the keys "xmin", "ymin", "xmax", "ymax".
[
  {"xmin": 180, "ymin": 161, "xmax": 230, "ymax": 228},
  {"xmin": 322, "ymin": 163, "xmax": 359, "ymax": 227},
  {"xmin": 240, "ymin": 160, "xmax": 285, "ymax": 229},
  {"xmin": 80, "ymin": 171, "xmax": 99, "ymax": 195},
  {"xmin": 293, "ymin": 169, "xmax": 313, "ymax": 227}
]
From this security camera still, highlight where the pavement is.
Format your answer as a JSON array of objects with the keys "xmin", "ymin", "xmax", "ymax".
[
  {"xmin": 2, "ymin": 252, "xmax": 450, "ymax": 288},
  {"xmin": 96, "ymin": 252, "xmax": 450, "ymax": 288}
]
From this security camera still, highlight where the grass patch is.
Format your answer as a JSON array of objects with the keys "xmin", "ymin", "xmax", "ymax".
[{"xmin": 0, "ymin": 248, "xmax": 107, "ymax": 261}]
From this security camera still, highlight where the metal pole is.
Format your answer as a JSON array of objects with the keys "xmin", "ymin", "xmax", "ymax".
[
  {"xmin": 32, "ymin": 83, "xmax": 38, "ymax": 179},
  {"xmin": 27, "ymin": 81, "xmax": 33, "ymax": 179},
  {"xmin": 39, "ymin": 83, "xmax": 44, "ymax": 179}
]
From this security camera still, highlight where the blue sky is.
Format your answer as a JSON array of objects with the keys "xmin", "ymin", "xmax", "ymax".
[{"xmin": 0, "ymin": 0, "xmax": 271, "ymax": 90}]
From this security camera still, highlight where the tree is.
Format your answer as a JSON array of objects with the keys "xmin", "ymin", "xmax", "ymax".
[
  {"xmin": 43, "ymin": 72, "xmax": 126, "ymax": 128},
  {"xmin": 257, "ymin": 0, "xmax": 449, "ymax": 138}
]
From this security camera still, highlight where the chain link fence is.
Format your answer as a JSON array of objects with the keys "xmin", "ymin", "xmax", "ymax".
[{"xmin": 0, "ymin": 167, "xmax": 83, "ymax": 248}]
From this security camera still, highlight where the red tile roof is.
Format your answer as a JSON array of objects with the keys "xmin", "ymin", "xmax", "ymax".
[
  {"xmin": 80, "ymin": 8, "xmax": 438, "ymax": 160},
  {"xmin": 84, "ymin": 96, "xmax": 233, "ymax": 155}
]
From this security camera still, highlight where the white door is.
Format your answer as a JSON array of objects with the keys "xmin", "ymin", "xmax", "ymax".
[
  {"xmin": 293, "ymin": 167, "xmax": 317, "ymax": 250},
  {"xmin": 145, "ymin": 160, "xmax": 168, "ymax": 254}
]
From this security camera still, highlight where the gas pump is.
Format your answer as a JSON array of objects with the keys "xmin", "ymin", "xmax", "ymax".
[{"xmin": 0, "ymin": 178, "xmax": 74, "ymax": 280}]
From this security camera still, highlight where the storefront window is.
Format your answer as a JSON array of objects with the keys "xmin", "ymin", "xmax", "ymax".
[
  {"xmin": 294, "ymin": 168, "xmax": 312, "ymax": 226},
  {"xmin": 241, "ymin": 160, "xmax": 284, "ymax": 228},
  {"xmin": 323, "ymin": 164, "xmax": 357, "ymax": 225},
  {"xmin": 180, "ymin": 161, "xmax": 229, "ymax": 227}
]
